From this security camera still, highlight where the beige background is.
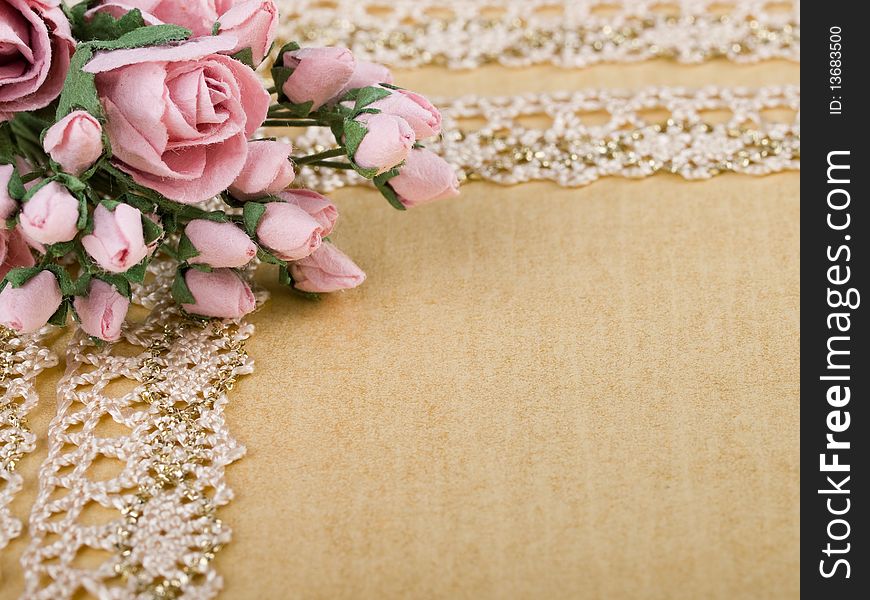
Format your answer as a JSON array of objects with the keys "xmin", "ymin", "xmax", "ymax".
[{"xmin": 2, "ymin": 60, "xmax": 799, "ymax": 599}]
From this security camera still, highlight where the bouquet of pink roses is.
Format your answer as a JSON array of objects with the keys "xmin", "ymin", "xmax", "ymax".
[{"xmin": 0, "ymin": 0, "xmax": 458, "ymax": 341}]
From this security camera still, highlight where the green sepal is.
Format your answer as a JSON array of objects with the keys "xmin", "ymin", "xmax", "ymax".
[
  {"xmin": 46, "ymin": 240, "xmax": 77, "ymax": 259},
  {"xmin": 176, "ymin": 233, "xmax": 201, "ymax": 262},
  {"xmin": 171, "ymin": 269, "xmax": 196, "ymax": 305},
  {"xmin": 47, "ymin": 301, "xmax": 70, "ymax": 327},
  {"xmin": 373, "ymin": 169, "xmax": 407, "ymax": 211},
  {"xmin": 1, "ymin": 267, "xmax": 41, "ymax": 291},
  {"xmin": 6, "ymin": 166, "xmax": 26, "ymax": 201},
  {"xmin": 77, "ymin": 194, "xmax": 89, "ymax": 230},
  {"xmin": 124, "ymin": 259, "xmax": 148, "ymax": 284},
  {"xmin": 188, "ymin": 263, "xmax": 212, "ymax": 273},
  {"xmin": 256, "ymin": 247, "xmax": 286, "ymax": 266},
  {"xmin": 42, "ymin": 264, "xmax": 76, "ymax": 296},
  {"xmin": 243, "ymin": 202, "xmax": 266, "ymax": 236},
  {"xmin": 97, "ymin": 274, "xmax": 133, "ymax": 298},
  {"xmin": 343, "ymin": 118, "xmax": 367, "ymax": 158},
  {"xmin": 141, "ymin": 215, "xmax": 163, "ymax": 245},
  {"xmin": 100, "ymin": 198, "xmax": 122, "ymax": 211},
  {"xmin": 212, "ymin": 21, "xmax": 221, "ymax": 36},
  {"xmin": 277, "ymin": 265, "xmax": 292, "ymax": 287},
  {"xmin": 353, "ymin": 86, "xmax": 391, "ymax": 111},
  {"xmin": 73, "ymin": 272, "xmax": 92, "ymax": 297}
]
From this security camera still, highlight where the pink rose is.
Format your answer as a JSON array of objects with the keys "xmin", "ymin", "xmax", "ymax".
[
  {"xmin": 0, "ymin": 228, "xmax": 34, "ymax": 280},
  {"xmin": 389, "ymin": 148, "xmax": 460, "ymax": 208},
  {"xmin": 82, "ymin": 203, "xmax": 149, "ymax": 273},
  {"xmin": 228, "ymin": 140, "xmax": 295, "ymax": 200},
  {"xmin": 0, "ymin": 270, "xmax": 62, "ymax": 333},
  {"xmin": 289, "ymin": 242, "xmax": 366, "ymax": 293},
  {"xmin": 256, "ymin": 202, "xmax": 322, "ymax": 261},
  {"xmin": 73, "ymin": 279, "xmax": 129, "ymax": 342},
  {"xmin": 18, "ymin": 181, "xmax": 80, "ymax": 245},
  {"xmin": 43, "ymin": 111, "xmax": 104, "ymax": 176},
  {"xmin": 276, "ymin": 189, "xmax": 337, "ymax": 236},
  {"xmin": 338, "ymin": 60, "xmax": 393, "ymax": 98},
  {"xmin": 185, "ymin": 219, "xmax": 256, "ymax": 268},
  {"xmin": 84, "ymin": 36, "xmax": 270, "ymax": 204},
  {"xmin": 368, "ymin": 89, "xmax": 441, "ymax": 139},
  {"xmin": 282, "ymin": 47, "xmax": 355, "ymax": 110},
  {"xmin": 217, "ymin": 0, "xmax": 277, "ymax": 65},
  {"xmin": 0, "ymin": 0, "xmax": 74, "ymax": 118},
  {"xmin": 1, "ymin": 164, "xmax": 18, "ymax": 220},
  {"xmin": 352, "ymin": 113, "xmax": 415, "ymax": 175},
  {"xmin": 182, "ymin": 268, "xmax": 255, "ymax": 318}
]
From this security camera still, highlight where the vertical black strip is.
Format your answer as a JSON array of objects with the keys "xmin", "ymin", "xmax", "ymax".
[{"xmin": 802, "ymin": 2, "xmax": 867, "ymax": 597}]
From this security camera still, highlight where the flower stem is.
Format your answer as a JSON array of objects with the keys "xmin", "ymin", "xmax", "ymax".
[
  {"xmin": 306, "ymin": 160, "xmax": 355, "ymax": 170},
  {"xmin": 262, "ymin": 119, "xmax": 325, "ymax": 127},
  {"xmin": 293, "ymin": 147, "xmax": 347, "ymax": 165}
]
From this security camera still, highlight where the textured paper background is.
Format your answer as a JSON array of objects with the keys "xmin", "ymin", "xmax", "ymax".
[{"xmin": 2, "ymin": 61, "xmax": 799, "ymax": 599}]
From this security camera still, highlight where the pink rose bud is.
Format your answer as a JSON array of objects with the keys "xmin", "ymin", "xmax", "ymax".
[
  {"xmin": 289, "ymin": 242, "xmax": 366, "ymax": 293},
  {"xmin": 82, "ymin": 203, "xmax": 149, "ymax": 273},
  {"xmin": 276, "ymin": 190, "xmax": 338, "ymax": 236},
  {"xmin": 282, "ymin": 47, "xmax": 355, "ymax": 110},
  {"xmin": 217, "ymin": 0, "xmax": 278, "ymax": 65},
  {"xmin": 18, "ymin": 182, "xmax": 80, "ymax": 246},
  {"xmin": 389, "ymin": 148, "xmax": 460, "ymax": 208},
  {"xmin": 368, "ymin": 89, "xmax": 442, "ymax": 139},
  {"xmin": 337, "ymin": 60, "xmax": 393, "ymax": 98},
  {"xmin": 352, "ymin": 113, "xmax": 415, "ymax": 175},
  {"xmin": 256, "ymin": 202, "xmax": 322, "ymax": 261},
  {"xmin": 229, "ymin": 140, "xmax": 295, "ymax": 200},
  {"xmin": 0, "ymin": 229, "xmax": 35, "ymax": 280},
  {"xmin": 73, "ymin": 279, "xmax": 130, "ymax": 342},
  {"xmin": 185, "ymin": 220, "xmax": 257, "ymax": 268},
  {"xmin": 182, "ymin": 268, "xmax": 256, "ymax": 318},
  {"xmin": 43, "ymin": 111, "xmax": 104, "ymax": 175},
  {"xmin": 0, "ymin": 271, "xmax": 63, "ymax": 334},
  {"xmin": 1, "ymin": 164, "xmax": 18, "ymax": 221}
]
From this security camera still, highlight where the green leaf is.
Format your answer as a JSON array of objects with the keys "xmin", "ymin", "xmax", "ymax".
[
  {"xmin": 57, "ymin": 25, "xmax": 192, "ymax": 120},
  {"xmin": 354, "ymin": 86, "xmax": 391, "ymax": 111},
  {"xmin": 141, "ymin": 214, "xmax": 163, "ymax": 245},
  {"xmin": 172, "ymin": 270, "xmax": 196, "ymax": 305},
  {"xmin": 374, "ymin": 169, "xmax": 407, "ymax": 211},
  {"xmin": 243, "ymin": 202, "xmax": 266, "ymax": 236},
  {"xmin": 56, "ymin": 46, "xmax": 102, "ymax": 119},
  {"xmin": 231, "ymin": 47, "xmax": 255, "ymax": 69},
  {"xmin": 343, "ymin": 118, "xmax": 368, "ymax": 159},
  {"xmin": 176, "ymin": 233, "xmax": 200, "ymax": 262},
  {"xmin": 74, "ymin": 7, "xmax": 147, "ymax": 42},
  {"xmin": 0, "ymin": 123, "xmax": 14, "ymax": 164}
]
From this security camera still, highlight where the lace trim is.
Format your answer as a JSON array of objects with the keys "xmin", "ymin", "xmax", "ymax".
[
  {"xmin": 278, "ymin": 0, "xmax": 800, "ymax": 69},
  {"xmin": 18, "ymin": 260, "xmax": 263, "ymax": 600},
  {"xmin": 1, "ymin": 328, "xmax": 57, "ymax": 550},
  {"xmin": 293, "ymin": 85, "xmax": 800, "ymax": 191}
]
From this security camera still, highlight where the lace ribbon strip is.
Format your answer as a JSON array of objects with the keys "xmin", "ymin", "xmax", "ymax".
[
  {"xmin": 16, "ymin": 261, "xmax": 263, "ymax": 600},
  {"xmin": 278, "ymin": 0, "xmax": 800, "ymax": 69},
  {"xmin": 294, "ymin": 85, "xmax": 800, "ymax": 191},
  {"xmin": 1, "ymin": 329, "xmax": 58, "ymax": 550}
]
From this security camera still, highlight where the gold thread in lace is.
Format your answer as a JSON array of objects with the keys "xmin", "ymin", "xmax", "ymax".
[{"xmin": 278, "ymin": 0, "xmax": 800, "ymax": 69}]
